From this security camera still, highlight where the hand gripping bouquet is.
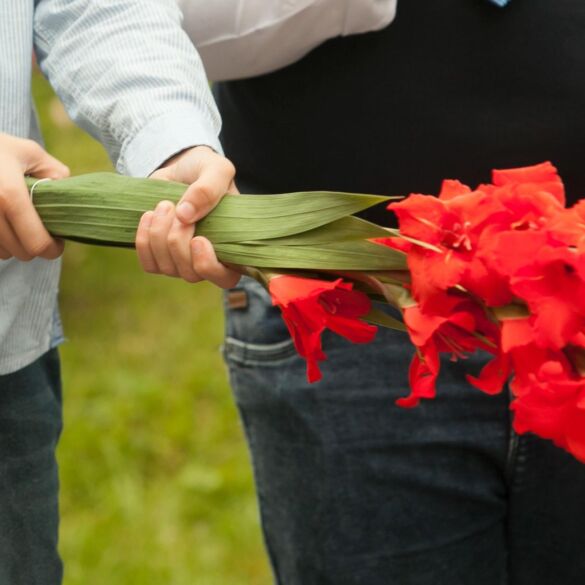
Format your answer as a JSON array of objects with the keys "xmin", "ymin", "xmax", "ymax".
[{"xmin": 28, "ymin": 162, "xmax": 585, "ymax": 463}]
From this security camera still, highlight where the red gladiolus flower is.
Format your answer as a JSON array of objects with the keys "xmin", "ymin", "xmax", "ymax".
[
  {"xmin": 489, "ymin": 240, "xmax": 585, "ymax": 350},
  {"xmin": 388, "ymin": 187, "xmax": 498, "ymax": 310},
  {"xmin": 510, "ymin": 355, "xmax": 585, "ymax": 463},
  {"xmin": 397, "ymin": 293, "xmax": 503, "ymax": 407},
  {"xmin": 259, "ymin": 162, "xmax": 585, "ymax": 464},
  {"xmin": 387, "ymin": 162, "xmax": 566, "ymax": 310},
  {"xmin": 268, "ymin": 275, "xmax": 377, "ymax": 383},
  {"xmin": 496, "ymin": 322, "xmax": 585, "ymax": 461}
]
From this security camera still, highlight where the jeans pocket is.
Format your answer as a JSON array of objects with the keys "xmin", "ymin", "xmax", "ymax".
[
  {"xmin": 222, "ymin": 277, "xmax": 297, "ymax": 367},
  {"xmin": 223, "ymin": 336, "xmax": 298, "ymax": 368}
]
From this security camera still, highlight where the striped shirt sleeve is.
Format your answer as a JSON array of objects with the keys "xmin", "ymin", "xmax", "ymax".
[{"xmin": 33, "ymin": 0, "xmax": 222, "ymax": 177}]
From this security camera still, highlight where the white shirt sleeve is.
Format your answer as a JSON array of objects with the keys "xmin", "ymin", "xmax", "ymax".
[{"xmin": 178, "ymin": 0, "xmax": 397, "ymax": 82}]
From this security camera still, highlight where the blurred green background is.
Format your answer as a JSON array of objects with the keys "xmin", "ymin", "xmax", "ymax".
[{"xmin": 32, "ymin": 74, "xmax": 272, "ymax": 585}]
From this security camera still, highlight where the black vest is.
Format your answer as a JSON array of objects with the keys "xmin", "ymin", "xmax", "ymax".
[{"xmin": 215, "ymin": 0, "xmax": 585, "ymax": 222}]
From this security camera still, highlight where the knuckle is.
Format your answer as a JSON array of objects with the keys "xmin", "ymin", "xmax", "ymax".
[
  {"xmin": 167, "ymin": 232, "xmax": 183, "ymax": 251},
  {"xmin": 180, "ymin": 270, "xmax": 201, "ymax": 284},
  {"xmin": 148, "ymin": 223, "xmax": 166, "ymax": 238},
  {"xmin": 193, "ymin": 257, "xmax": 214, "ymax": 278},
  {"xmin": 221, "ymin": 158, "xmax": 236, "ymax": 179},
  {"xmin": 23, "ymin": 138, "xmax": 38, "ymax": 150},
  {"xmin": 25, "ymin": 139, "xmax": 43, "ymax": 155},
  {"xmin": 196, "ymin": 185, "xmax": 216, "ymax": 207},
  {"xmin": 0, "ymin": 187, "xmax": 22, "ymax": 214},
  {"xmin": 135, "ymin": 228, "xmax": 151, "ymax": 248},
  {"xmin": 159, "ymin": 263, "xmax": 177, "ymax": 277},
  {"xmin": 135, "ymin": 235, "xmax": 148, "ymax": 249}
]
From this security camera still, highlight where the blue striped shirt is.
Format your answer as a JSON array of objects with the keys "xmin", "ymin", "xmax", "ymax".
[{"xmin": 0, "ymin": 0, "xmax": 221, "ymax": 374}]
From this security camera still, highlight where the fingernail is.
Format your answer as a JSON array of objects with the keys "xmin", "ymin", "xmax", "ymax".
[
  {"xmin": 154, "ymin": 201, "xmax": 172, "ymax": 216},
  {"xmin": 192, "ymin": 239, "xmax": 203, "ymax": 254},
  {"xmin": 177, "ymin": 201, "xmax": 196, "ymax": 223}
]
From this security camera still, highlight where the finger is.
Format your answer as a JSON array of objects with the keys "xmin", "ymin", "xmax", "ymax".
[
  {"xmin": 167, "ymin": 217, "xmax": 201, "ymax": 283},
  {"xmin": 0, "ymin": 214, "xmax": 23, "ymax": 260},
  {"xmin": 21, "ymin": 140, "xmax": 70, "ymax": 180},
  {"xmin": 148, "ymin": 201, "xmax": 179, "ymax": 276},
  {"xmin": 0, "ymin": 164, "xmax": 63, "ymax": 259},
  {"xmin": 135, "ymin": 211, "xmax": 159, "ymax": 274},
  {"xmin": 176, "ymin": 161, "xmax": 235, "ymax": 225},
  {"xmin": 0, "ymin": 214, "xmax": 33, "ymax": 261},
  {"xmin": 191, "ymin": 237, "xmax": 241, "ymax": 289}
]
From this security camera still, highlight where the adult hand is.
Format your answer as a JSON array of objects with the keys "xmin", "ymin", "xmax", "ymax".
[
  {"xmin": 0, "ymin": 133, "xmax": 70, "ymax": 261},
  {"xmin": 136, "ymin": 146, "xmax": 241, "ymax": 288}
]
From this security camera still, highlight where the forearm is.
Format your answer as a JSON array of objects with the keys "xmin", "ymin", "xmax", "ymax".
[{"xmin": 34, "ymin": 0, "xmax": 221, "ymax": 177}]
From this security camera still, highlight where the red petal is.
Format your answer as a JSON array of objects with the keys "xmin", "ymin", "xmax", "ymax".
[
  {"xmin": 320, "ymin": 287, "xmax": 371, "ymax": 319},
  {"xmin": 492, "ymin": 161, "xmax": 565, "ymax": 205},
  {"xmin": 438, "ymin": 179, "xmax": 472, "ymax": 201},
  {"xmin": 374, "ymin": 237, "xmax": 412, "ymax": 253},
  {"xmin": 466, "ymin": 353, "xmax": 511, "ymax": 395},
  {"xmin": 480, "ymin": 230, "xmax": 549, "ymax": 279},
  {"xmin": 324, "ymin": 313, "xmax": 378, "ymax": 344},
  {"xmin": 501, "ymin": 319, "xmax": 535, "ymax": 352},
  {"xmin": 306, "ymin": 358, "xmax": 323, "ymax": 383},
  {"xmin": 388, "ymin": 194, "xmax": 448, "ymax": 243},
  {"xmin": 396, "ymin": 345, "xmax": 440, "ymax": 408},
  {"xmin": 269, "ymin": 275, "xmax": 344, "ymax": 307}
]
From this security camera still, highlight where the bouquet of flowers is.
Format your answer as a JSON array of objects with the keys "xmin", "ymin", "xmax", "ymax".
[{"xmin": 29, "ymin": 162, "xmax": 585, "ymax": 463}]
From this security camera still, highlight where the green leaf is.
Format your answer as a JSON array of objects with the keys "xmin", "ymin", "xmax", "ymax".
[
  {"xmin": 27, "ymin": 173, "xmax": 408, "ymax": 271},
  {"xmin": 215, "ymin": 240, "xmax": 406, "ymax": 270},
  {"xmin": 375, "ymin": 281, "xmax": 417, "ymax": 309},
  {"xmin": 197, "ymin": 193, "xmax": 392, "ymax": 242},
  {"xmin": 29, "ymin": 173, "xmax": 393, "ymax": 244},
  {"xmin": 242, "ymin": 216, "xmax": 391, "ymax": 246},
  {"xmin": 364, "ymin": 307, "xmax": 408, "ymax": 332}
]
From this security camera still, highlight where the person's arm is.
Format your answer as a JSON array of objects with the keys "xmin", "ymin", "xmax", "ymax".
[
  {"xmin": 0, "ymin": 134, "xmax": 69, "ymax": 261},
  {"xmin": 34, "ymin": 0, "xmax": 221, "ymax": 177},
  {"xmin": 33, "ymin": 0, "xmax": 239, "ymax": 287},
  {"xmin": 179, "ymin": 0, "xmax": 397, "ymax": 82}
]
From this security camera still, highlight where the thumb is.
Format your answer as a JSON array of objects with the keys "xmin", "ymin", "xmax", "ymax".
[
  {"xmin": 176, "ymin": 167, "xmax": 230, "ymax": 224},
  {"xmin": 21, "ymin": 141, "xmax": 70, "ymax": 180}
]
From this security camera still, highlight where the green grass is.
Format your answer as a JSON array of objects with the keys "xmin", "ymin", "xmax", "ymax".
[{"xmin": 33, "ymin": 74, "xmax": 271, "ymax": 585}]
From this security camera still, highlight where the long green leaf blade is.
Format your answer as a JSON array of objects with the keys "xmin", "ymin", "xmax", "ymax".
[
  {"xmin": 29, "ymin": 173, "xmax": 393, "ymax": 243},
  {"xmin": 242, "ymin": 216, "xmax": 391, "ymax": 246},
  {"xmin": 28, "ymin": 173, "xmax": 407, "ymax": 270},
  {"xmin": 215, "ymin": 240, "xmax": 406, "ymax": 270}
]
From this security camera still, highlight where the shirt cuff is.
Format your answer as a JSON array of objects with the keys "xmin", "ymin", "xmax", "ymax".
[{"xmin": 117, "ymin": 105, "xmax": 223, "ymax": 177}]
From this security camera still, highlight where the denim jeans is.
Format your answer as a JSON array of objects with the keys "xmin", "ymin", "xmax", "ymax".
[
  {"xmin": 223, "ymin": 277, "xmax": 585, "ymax": 585},
  {"xmin": 0, "ymin": 349, "xmax": 63, "ymax": 585}
]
